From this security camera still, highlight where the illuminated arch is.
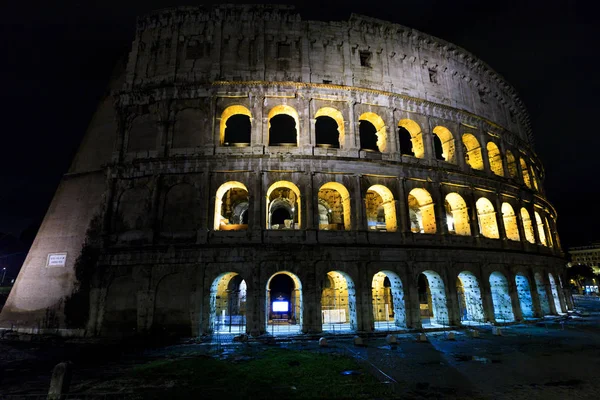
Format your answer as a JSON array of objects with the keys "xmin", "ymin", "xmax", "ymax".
[
  {"xmin": 515, "ymin": 273, "xmax": 534, "ymax": 319},
  {"xmin": 548, "ymin": 273, "xmax": 562, "ymax": 313},
  {"xmin": 475, "ymin": 197, "xmax": 499, "ymax": 239},
  {"xmin": 321, "ymin": 271, "xmax": 357, "ymax": 331},
  {"xmin": 266, "ymin": 180, "xmax": 301, "ymax": 229},
  {"xmin": 534, "ymin": 211, "xmax": 548, "ymax": 246},
  {"xmin": 398, "ymin": 119, "xmax": 425, "ymax": 158},
  {"xmin": 419, "ymin": 270, "xmax": 449, "ymax": 326},
  {"xmin": 408, "ymin": 188, "xmax": 437, "ymax": 234},
  {"xmin": 520, "ymin": 158, "xmax": 532, "ymax": 188},
  {"xmin": 266, "ymin": 271, "xmax": 303, "ymax": 332},
  {"xmin": 432, "ymin": 126, "xmax": 456, "ymax": 163},
  {"xmin": 372, "ymin": 271, "xmax": 406, "ymax": 330},
  {"xmin": 501, "ymin": 202, "xmax": 520, "ymax": 241},
  {"xmin": 535, "ymin": 272, "xmax": 551, "ymax": 315},
  {"xmin": 219, "ymin": 105, "xmax": 252, "ymax": 146},
  {"xmin": 210, "ymin": 272, "xmax": 248, "ymax": 333},
  {"xmin": 486, "ymin": 141, "xmax": 504, "ymax": 176},
  {"xmin": 444, "ymin": 193, "xmax": 470, "ymax": 236},
  {"xmin": 318, "ymin": 182, "xmax": 351, "ymax": 230},
  {"xmin": 315, "ymin": 107, "xmax": 345, "ymax": 148},
  {"xmin": 359, "ymin": 112, "xmax": 387, "ymax": 152},
  {"xmin": 506, "ymin": 150, "xmax": 518, "ymax": 179},
  {"xmin": 462, "ymin": 133, "xmax": 484, "ymax": 170},
  {"xmin": 457, "ymin": 271, "xmax": 484, "ymax": 323},
  {"xmin": 520, "ymin": 208, "xmax": 535, "ymax": 244},
  {"xmin": 489, "ymin": 271, "xmax": 515, "ymax": 322},
  {"xmin": 268, "ymin": 105, "xmax": 300, "ymax": 146},
  {"xmin": 214, "ymin": 181, "xmax": 249, "ymax": 230},
  {"xmin": 365, "ymin": 184, "xmax": 397, "ymax": 232}
]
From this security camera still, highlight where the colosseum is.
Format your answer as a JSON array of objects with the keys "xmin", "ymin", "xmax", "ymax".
[{"xmin": 0, "ymin": 5, "xmax": 572, "ymax": 338}]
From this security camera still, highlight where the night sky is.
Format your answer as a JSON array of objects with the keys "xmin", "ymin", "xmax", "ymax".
[{"xmin": 0, "ymin": 1, "xmax": 596, "ymax": 254}]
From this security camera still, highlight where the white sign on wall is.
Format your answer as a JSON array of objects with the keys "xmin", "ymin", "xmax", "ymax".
[{"xmin": 46, "ymin": 253, "xmax": 67, "ymax": 267}]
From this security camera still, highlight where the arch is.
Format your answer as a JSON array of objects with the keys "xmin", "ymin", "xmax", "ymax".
[
  {"xmin": 501, "ymin": 203, "xmax": 520, "ymax": 241},
  {"xmin": 520, "ymin": 208, "xmax": 535, "ymax": 244},
  {"xmin": 128, "ymin": 114, "xmax": 156, "ymax": 152},
  {"xmin": 318, "ymin": 182, "xmax": 351, "ymax": 230},
  {"xmin": 210, "ymin": 272, "xmax": 247, "ymax": 333},
  {"xmin": 444, "ymin": 193, "xmax": 470, "ymax": 236},
  {"xmin": 115, "ymin": 187, "xmax": 151, "ymax": 232},
  {"xmin": 548, "ymin": 273, "xmax": 562, "ymax": 313},
  {"xmin": 162, "ymin": 183, "xmax": 201, "ymax": 233},
  {"xmin": 506, "ymin": 150, "xmax": 518, "ymax": 178},
  {"xmin": 408, "ymin": 188, "xmax": 437, "ymax": 234},
  {"xmin": 432, "ymin": 126, "xmax": 456, "ymax": 163},
  {"xmin": 365, "ymin": 185, "xmax": 397, "ymax": 232},
  {"xmin": 102, "ymin": 275, "xmax": 137, "ymax": 336},
  {"xmin": 268, "ymin": 105, "xmax": 299, "ymax": 146},
  {"xmin": 321, "ymin": 271, "xmax": 357, "ymax": 332},
  {"xmin": 520, "ymin": 158, "xmax": 532, "ymax": 188},
  {"xmin": 398, "ymin": 119, "xmax": 425, "ymax": 158},
  {"xmin": 475, "ymin": 197, "xmax": 499, "ymax": 239},
  {"xmin": 315, "ymin": 107, "xmax": 344, "ymax": 148},
  {"xmin": 462, "ymin": 133, "xmax": 484, "ymax": 170},
  {"xmin": 486, "ymin": 141, "xmax": 504, "ymax": 176},
  {"xmin": 515, "ymin": 273, "xmax": 534, "ymax": 319},
  {"xmin": 359, "ymin": 112, "xmax": 386, "ymax": 152},
  {"xmin": 419, "ymin": 271, "xmax": 449, "ymax": 326},
  {"xmin": 534, "ymin": 272, "xmax": 551, "ymax": 315},
  {"xmin": 534, "ymin": 211, "xmax": 548, "ymax": 246},
  {"xmin": 266, "ymin": 181, "xmax": 301, "ymax": 229},
  {"xmin": 220, "ymin": 105, "xmax": 252, "ymax": 146},
  {"xmin": 372, "ymin": 271, "xmax": 406, "ymax": 330},
  {"xmin": 266, "ymin": 271, "xmax": 302, "ymax": 334},
  {"xmin": 153, "ymin": 273, "xmax": 192, "ymax": 337},
  {"xmin": 489, "ymin": 271, "xmax": 515, "ymax": 322},
  {"xmin": 214, "ymin": 181, "xmax": 249, "ymax": 230},
  {"xmin": 457, "ymin": 271, "xmax": 485, "ymax": 323}
]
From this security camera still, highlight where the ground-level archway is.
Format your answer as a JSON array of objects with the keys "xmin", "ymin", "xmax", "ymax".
[
  {"xmin": 515, "ymin": 273, "xmax": 535, "ymax": 319},
  {"xmin": 372, "ymin": 271, "xmax": 406, "ymax": 331},
  {"xmin": 489, "ymin": 272, "xmax": 515, "ymax": 322},
  {"xmin": 457, "ymin": 271, "xmax": 485, "ymax": 324},
  {"xmin": 266, "ymin": 272, "xmax": 302, "ymax": 335},
  {"xmin": 548, "ymin": 273, "xmax": 563, "ymax": 314},
  {"xmin": 534, "ymin": 272, "xmax": 551, "ymax": 315},
  {"xmin": 418, "ymin": 271, "xmax": 449, "ymax": 327},
  {"xmin": 210, "ymin": 272, "xmax": 247, "ymax": 334},
  {"xmin": 321, "ymin": 271, "xmax": 357, "ymax": 333}
]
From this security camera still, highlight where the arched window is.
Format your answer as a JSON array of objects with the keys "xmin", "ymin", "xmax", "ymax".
[
  {"xmin": 520, "ymin": 158, "xmax": 532, "ymax": 188},
  {"xmin": 432, "ymin": 126, "xmax": 456, "ymax": 163},
  {"xmin": 408, "ymin": 188, "xmax": 437, "ymax": 234},
  {"xmin": 444, "ymin": 193, "xmax": 470, "ymax": 236},
  {"xmin": 318, "ymin": 182, "xmax": 351, "ymax": 230},
  {"xmin": 359, "ymin": 112, "xmax": 386, "ymax": 152},
  {"xmin": 501, "ymin": 203, "xmax": 520, "ymax": 241},
  {"xmin": 398, "ymin": 119, "xmax": 425, "ymax": 158},
  {"xmin": 534, "ymin": 211, "xmax": 548, "ymax": 246},
  {"xmin": 475, "ymin": 197, "xmax": 499, "ymax": 238},
  {"xmin": 398, "ymin": 127, "xmax": 414, "ymax": 156},
  {"xmin": 486, "ymin": 141, "xmax": 504, "ymax": 176},
  {"xmin": 268, "ymin": 105, "xmax": 299, "ymax": 146},
  {"xmin": 266, "ymin": 181, "xmax": 301, "ymax": 229},
  {"xmin": 506, "ymin": 150, "xmax": 518, "ymax": 179},
  {"xmin": 214, "ymin": 182, "xmax": 249, "ymax": 231},
  {"xmin": 315, "ymin": 107, "xmax": 344, "ymax": 148},
  {"xmin": 462, "ymin": 133, "xmax": 484, "ymax": 170},
  {"xmin": 520, "ymin": 207, "xmax": 535, "ymax": 243},
  {"xmin": 162, "ymin": 183, "xmax": 201, "ymax": 233},
  {"xmin": 220, "ymin": 105, "xmax": 252, "ymax": 146},
  {"xmin": 365, "ymin": 185, "xmax": 397, "ymax": 232}
]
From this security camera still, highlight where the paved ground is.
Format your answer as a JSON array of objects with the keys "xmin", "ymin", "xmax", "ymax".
[{"xmin": 1, "ymin": 296, "xmax": 599, "ymax": 399}]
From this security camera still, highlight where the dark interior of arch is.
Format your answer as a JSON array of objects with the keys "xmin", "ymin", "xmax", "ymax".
[
  {"xmin": 271, "ymin": 207, "xmax": 292, "ymax": 225},
  {"xmin": 398, "ymin": 127, "xmax": 415, "ymax": 156},
  {"xmin": 315, "ymin": 116, "xmax": 340, "ymax": 148},
  {"xmin": 269, "ymin": 114, "xmax": 297, "ymax": 145},
  {"xmin": 433, "ymin": 134, "xmax": 444, "ymax": 160},
  {"xmin": 270, "ymin": 274, "xmax": 295, "ymax": 303},
  {"xmin": 359, "ymin": 120, "xmax": 379, "ymax": 151},
  {"xmin": 224, "ymin": 114, "xmax": 251, "ymax": 145},
  {"xmin": 418, "ymin": 274, "xmax": 428, "ymax": 303}
]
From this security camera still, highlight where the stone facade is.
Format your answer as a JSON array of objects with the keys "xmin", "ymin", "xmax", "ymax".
[{"xmin": 0, "ymin": 5, "xmax": 570, "ymax": 337}]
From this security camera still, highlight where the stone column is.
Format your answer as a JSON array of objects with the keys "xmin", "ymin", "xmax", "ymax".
[
  {"xmin": 354, "ymin": 175, "xmax": 367, "ymax": 231},
  {"xmin": 480, "ymin": 268, "xmax": 496, "ymax": 323},
  {"xmin": 494, "ymin": 194, "xmax": 507, "ymax": 241},
  {"xmin": 404, "ymin": 266, "xmax": 422, "ymax": 329},
  {"xmin": 442, "ymin": 267, "xmax": 461, "ymax": 326},
  {"xmin": 507, "ymin": 271, "xmax": 524, "ymax": 322},
  {"xmin": 455, "ymin": 133, "xmax": 468, "ymax": 171},
  {"xmin": 528, "ymin": 269, "xmax": 544, "ymax": 318},
  {"xmin": 251, "ymin": 94, "xmax": 265, "ymax": 154},
  {"xmin": 481, "ymin": 138, "xmax": 491, "ymax": 174},
  {"xmin": 357, "ymin": 263, "xmax": 374, "ymax": 332},
  {"xmin": 433, "ymin": 183, "xmax": 448, "ymax": 236},
  {"xmin": 395, "ymin": 177, "xmax": 410, "ymax": 234},
  {"xmin": 468, "ymin": 189, "xmax": 481, "ymax": 237},
  {"xmin": 421, "ymin": 128, "xmax": 434, "ymax": 161}
]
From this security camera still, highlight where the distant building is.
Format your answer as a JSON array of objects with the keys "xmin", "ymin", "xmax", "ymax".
[{"xmin": 569, "ymin": 243, "xmax": 600, "ymax": 274}]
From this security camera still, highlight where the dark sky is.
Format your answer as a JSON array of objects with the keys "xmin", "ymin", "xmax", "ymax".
[{"xmin": 0, "ymin": 1, "xmax": 596, "ymax": 249}]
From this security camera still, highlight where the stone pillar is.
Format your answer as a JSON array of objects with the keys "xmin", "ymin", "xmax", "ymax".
[
  {"xmin": 481, "ymin": 138, "xmax": 491, "ymax": 174},
  {"xmin": 515, "ymin": 203, "xmax": 528, "ymax": 250},
  {"xmin": 455, "ymin": 133, "xmax": 468, "ymax": 171},
  {"xmin": 422, "ymin": 128, "xmax": 434, "ymax": 161},
  {"xmin": 150, "ymin": 176, "xmax": 162, "ymax": 244},
  {"xmin": 528, "ymin": 269, "xmax": 544, "ymax": 318},
  {"xmin": 469, "ymin": 189, "xmax": 481, "ymax": 237},
  {"xmin": 357, "ymin": 263, "xmax": 374, "ymax": 332},
  {"xmin": 250, "ymin": 94, "xmax": 265, "ymax": 154},
  {"xmin": 480, "ymin": 269, "xmax": 496, "ymax": 323},
  {"xmin": 354, "ymin": 175, "xmax": 367, "ymax": 231},
  {"xmin": 507, "ymin": 271, "xmax": 524, "ymax": 322},
  {"xmin": 433, "ymin": 184, "xmax": 448, "ymax": 236},
  {"xmin": 395, "ymin": 178, "xmax": 410, "ymax": 234},
  {"xmin": 137, "ymin": 290, "xmax": 154, "ymax": 333},
  {"xmin": 405, "ymin": 266, "xmax": 422, "ymax": 329},
  {"xmin": 494, "ymin": 194, "xmax": 507, "ymax": 241},
  {"xmin": 443, "ymin": 267, "xmax": 461, "ymax": 326}
]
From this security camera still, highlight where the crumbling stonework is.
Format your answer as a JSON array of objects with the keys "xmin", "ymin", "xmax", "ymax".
[{"xmin": 0, "ymin": 5, "xmax": 570, "ymax": 337}]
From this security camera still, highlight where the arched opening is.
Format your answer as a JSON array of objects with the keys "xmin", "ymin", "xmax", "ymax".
[
  {"xmin": 534, "ymin": 272, "xmax": 551, "ymax": 315},
  {"xmin": 398, "ymin": 127, "xmax": 415, "ymax": 156},
  {"xmin": 153, "ymin": 273, "xmax": 192, "ymax": 337},
  {"xmin": 520, "ymin": 208, "xmax": 535, "ymax": 244},
  {"xmin": 398, "ymin": 119, "xmax": 425, "ymax": 158},
  {"xmin": 321, "ymin": 271, "xmax": 357, "ymax": 332},
  {"xmin": 408, "ymin": 188, "xmax": 437, "ymax": 234},
  {"xmin": 268, "ymin": 105, "xmax": 299, "ymax": 146},
  {"xmin": 214, "ymin": 181, "xmax": 249, "ymax": 231},
  {"xmin": 534, "ymin": 211, "xmax": 548, "ymax": 246},
  {"xmin": 162, "ymin": 183, "xmax": 201, "ymax": 234},
  {"xmin": 115, "ymin": 187, "xmax": 151, "ymax": 233},
  {"xmin": 315, "ymin": 107, "xmax": 344, "ymax": 148},
  {"xmin": 365, "ymin": 185, "xmax": 397, "ymax": 232},
  {"xmin": 501, "ymin": 203, "xmax": 520, "ymax": 241},
  {"xmin": 372, "ymin": 271, "xmax": 406, "ymax": 331},
  {"xmin": 548, "ymin": 273, "xmax": 562, "ymax": 313},
  {"xmin": 486, "ymin": 141, "xmax": 504, "ymax": 176},
  {"xmin": 489, "ymin": 272, "xmax": 515, "ymax": 322},
  {"xmin": 359, "ymin": 112, "xmax": 386, "ymax": 152},
  {"xmin": 476, "ymin": 197, "xmax": 499, "ymax": 239},
  {"xmin": 432, "ymin": 126, "xmax": 456, "ymax": 163},
  {"xmin": 318, "ymin": 182, "xmax": 351, "ymax": 230},
  {"xmin": 457, "ymin": 271, "xmax": 485, "ymax": 324},
  {"xmin": 520, "ymin": 159, "xmax": 532, "ymax": 188},
  {"xmin": 419, "ymin": 271, "xmax": 449, "ymax": 327},
  {"xmin": 210, "ymin": 272, "xmax": 247, "ymax": 334},
  {"xmin": 102, "ymin": 275, "xmax": 137, "ymax": 336},
  {"xmin": 266, "ymin": 181, "xmax": 301, "ymax": 229},
  {"xmin": 462, "ymin": 133, "xmax": 484, "ymax": 170},
  {"xmin": 445, "ymin": 193, "xmax": 470, "ymax": 236},
  {"xmin": 220, "ymin": 105, "xmax": 252, "ymax": 146},
  {"xmin": 266, "ymin": 272, "xmax": 302, "ymax": 334},
  {"xmin": 515, "ymin": 273, "xmax": 534, "ymax": 319},
  {"xmin": 506, "ymin": 150, "xmax": 518, "ymax": 179}
]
